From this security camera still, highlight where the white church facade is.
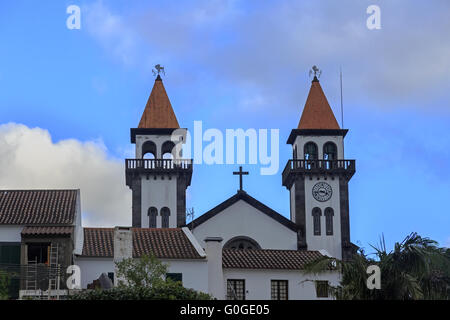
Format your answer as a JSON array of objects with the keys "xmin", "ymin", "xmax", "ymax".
[{"xmin": 0, "ymin": 72, "xmax": 356, "ymax": 300}]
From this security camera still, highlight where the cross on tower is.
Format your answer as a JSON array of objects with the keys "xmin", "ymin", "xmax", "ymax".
[{"xmin": 233, "ymin": 166, "xmax": 249, "ymax": 191}]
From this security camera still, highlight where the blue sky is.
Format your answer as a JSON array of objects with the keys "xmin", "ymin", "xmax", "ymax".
[{"xmin": 0, "ymin": 0, "xmax": 449, "ymax": 250}]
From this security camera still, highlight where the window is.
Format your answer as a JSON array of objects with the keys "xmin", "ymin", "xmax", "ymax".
[
  {"xmin": 323, "ymin": 142, "xmax": 337, "ymax": 169},
  {"xmin": 27, "ymin": 243, "xmax": 50, "ymax": 264},
  {"xmin": 271, "ymin": 280, "xmax": 288, "ymax": 300},
  {"xmin": 312, "ymin": 207, "xmax": 322, "ymax": 236},
  {"xmin": 161, "ymin": 141, "xmax": 175, "ymax": 160},
  {"xmin": 166, "ymin": 273, "xmax": 183, "ymax": 283},
  {"xmin": 148, "ymin": 207, "xmax": 157, "ymax": 228},
  {"xmin": 227, "ymin": 279, "xmax": 245, "ymax": 300},
  {"xmin": 315, "ymin": 281, "xmax": 329, "ymax": 298},
  {"xmin": 224, "ymin": 236, "xmax": 261, "ymax": 250},
  {"xmin": 323, "ymin": 142, "xmax": 337, "ymax": 160},
  {"xmin": 304, "ymin": 142, "xmax": 318, "ymax": 160},
  {"xmin": 142, "ymin": 140, "xmax": 157, "ymax": 159},
  {"xmin": 161, "ymin": 207, "xmax": 170, "ymax": 228},
  {"xmin": 293, "ymin": 145, "xmax": 297, "ymax": 160},
  {"xmin": 107, "ymin": 272, "xmax": 114, "ymax": 284},
  {"xmin": 325, "ymin": 208, "xmax": 334, "ymax": 235}
]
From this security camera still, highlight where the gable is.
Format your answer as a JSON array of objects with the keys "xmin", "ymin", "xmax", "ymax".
[
  {"xmin": 191, "ymin": 191, "xmax": 299, "ymax": 250},
  {"xmin": 190, "ymin": 191, "xmax": 298, "ymax": 232}
]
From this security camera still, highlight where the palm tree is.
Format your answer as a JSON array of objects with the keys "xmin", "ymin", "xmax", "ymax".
[{"xmin": 304, "ymin": 232, "xmax": 450, "ymax": 300}]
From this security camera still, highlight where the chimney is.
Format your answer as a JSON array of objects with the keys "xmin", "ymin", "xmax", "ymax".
[
  {"xmin": 204, "ymin": 237, "xmax": 224, "ymax": 299},
  {"xmin": 114, "ymin": 227, "xmax": 133, "ymax": 286}
]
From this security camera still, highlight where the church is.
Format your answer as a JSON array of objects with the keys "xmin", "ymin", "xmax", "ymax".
[{"xmin": 0, "ymin": 70, "xmax": 356, "ymax": 300}]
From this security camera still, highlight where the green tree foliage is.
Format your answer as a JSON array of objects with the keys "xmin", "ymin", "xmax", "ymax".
[
  {"xmin": 0, "ymin": 271, "xmax": 10, "ymax": 300},
  {"xmin": 70, "ymin": 254, "xmax": 212, "ymax": 300},
  {"xmin": 115, "ymin": 254, "xmax": 168, "ymax": 288},
  {"xmin": 69, "ymin": 280, "xmax": 212, "ymax": 300},
  {"xmin": 305, "ymin": 232, "xmax": 450, "ymax": 300}
]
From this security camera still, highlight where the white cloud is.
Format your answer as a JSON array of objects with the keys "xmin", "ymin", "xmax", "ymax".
[
  {"xmin": 83, "ymin": 1, "xmax": 139, "ymax": 66},
  {"xmin": 0, "ymin": 123, "xmax": 131, "ymax": 227}
]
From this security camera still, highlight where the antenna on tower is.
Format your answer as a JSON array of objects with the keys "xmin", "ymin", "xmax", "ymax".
[
  {"xmin": 340, "ymin": 66, "xmax": 345, "ymax": 156},
  {"xmin": 340, "ymin": 66, "xmax": 344, "ymax": 129}
]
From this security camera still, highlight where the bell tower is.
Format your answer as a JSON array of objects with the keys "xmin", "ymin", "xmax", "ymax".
[
  {"xmin": 282, "ymin": 70, "xmax": 355, "ymax": 261},
  {"xmin": 125, "ymin": 74, "xmax": 192, "ymax": 228}
]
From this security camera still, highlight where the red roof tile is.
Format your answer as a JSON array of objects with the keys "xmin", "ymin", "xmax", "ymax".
[
  {"xmin": 0, "ymin": 190, "xmax": 77, "ymax": 225},
  {"xmin": 297, "ymin": 79, "xmax": 340, "ymax": 130},
  {"xmin": 138, "ymin": 77, "xmax": 180, "ymax": 129},
  {"xmin": 222, "ymin": 249, "xmax": 323, "ymax": 270},
  {"xmin": 81, "ymin": 228, "xmax": 203, "ymax": 259},
  {"xmin": 21, "ymin": 226, "xmax": 74, "ymax": 236}
]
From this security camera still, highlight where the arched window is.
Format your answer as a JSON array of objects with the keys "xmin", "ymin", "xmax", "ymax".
[
  {"xmin": 323, "ymin": 142, "xmax": 337, "ymax": 160},
  {"xmin": 161, "ymin": 207, "xmax": 170, "ymax": 228},
  {"xmin": 148, "ymin": 207, "xmax": 157, "ymax": 228},
  {"xmin": 304, "ymin": 142, "xmax": 318, "ymax": 160},
  {"xmin": 325, "ymin": 208, "xmax": 334, "ymax": 236},
  {"xmin": 312, "ymin": 207, "xmax": 322, "ymax": 236},
  {"xmin": 304, "ymin": 142, "xmax": 318, "ymax": 169},
  {"xmin": 323, "ymin": 142, "xmax": 337, "ymax": 169},
  {"xmin": 161, "ymin": 141, "xmax": 175, "ymax": 159},
  {"xmin": 224, "ymin": 236, "xmax": 261, "ymax": 250},
  {"xmin": 142, "ymin": 141, "xmax": 157, "ymax": 159}
]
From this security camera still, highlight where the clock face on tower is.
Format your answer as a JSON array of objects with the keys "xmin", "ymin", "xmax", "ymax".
[{"xmin": 312, "ymin": 182, "xmax": 332, "ymax": 202}]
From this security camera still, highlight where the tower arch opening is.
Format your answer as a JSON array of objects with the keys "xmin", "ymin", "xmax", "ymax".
[
  {"xmin": 161, "ymin": 141, "xmax": 175, "ymax": 159},
  {"xmin": 142, "ymin": 141, "xmax": 157, "ymax": 159}
]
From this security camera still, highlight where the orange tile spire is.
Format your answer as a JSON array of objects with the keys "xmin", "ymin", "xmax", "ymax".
[
  {"xmin": 138, "ymin": 75, "xmax": 180, "ymax": 129},
  {"xmin": 297, "ymin": 77, "xmax": 340, "ymax": 130}
]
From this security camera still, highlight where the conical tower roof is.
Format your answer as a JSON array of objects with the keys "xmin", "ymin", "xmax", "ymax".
[
  {"xmin": 297, "ymin": 77, "xmax": 340, "ymax": 130},
  {"xmin": 138, "ymin": 75, "xmax": 180, "ymax": 129}
]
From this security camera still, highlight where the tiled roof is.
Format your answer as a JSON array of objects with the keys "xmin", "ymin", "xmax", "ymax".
[
  {"xmin": 81, "ymin": 228, "xmax": 203, "ymax": 259},
  {"xmin": 297, "ymin": 78, "xmax": 340, "ymax": 130},
  {"xmin": 138, "ymin": 76, "xmax": 180, "ymax": 129},
  {"xmin": 21, "ymin": 226, "xmax": 74, "ymax": 236},
  {"xmin": 0, "ymin": 190, "xmax": 77, "ymax": 225},
  {"xmin": 82, "ymin": 228, "xmax": 114, "ymax": 257},
  {"xmin": 222, "ymin": 249, "xmax": 323, "ymax": 270}
]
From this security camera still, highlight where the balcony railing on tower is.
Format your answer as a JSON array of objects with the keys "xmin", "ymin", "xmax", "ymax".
[
  {"xmin": 125, "ymin": 159, "xmax": 193, "ymax": 186},
  {"xmin": 282, "ymin": 159, "xmax": 355, "ymax": 186}
]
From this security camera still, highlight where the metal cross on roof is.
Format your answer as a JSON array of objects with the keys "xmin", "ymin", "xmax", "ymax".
[
  {"xmin": 233, "ymin": 166, "xmax": 249, "ymax": 191},
  {"xmin": 152, "ymin": 64, "xmax": 165, "ymax": 77}
]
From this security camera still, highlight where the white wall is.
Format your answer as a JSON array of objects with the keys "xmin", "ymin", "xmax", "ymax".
[
  {"xmin": 74, "ymin": 256, "xmax": 208, "ymax": 293},
  {"xmin": 0, "ymin": 225, "xmax": 23, "ymax": 242},
  {"xmin": 304, "ymin": 177, "xmax": 342, "ymax": 259},
  {"xmin": 193, "ymin": 200, "xmax": 298, "ymax": 250},
  {"xmin": 135, "ymin": 132, "xmax": 185, "ymax": 159},
  {"xmin": 163, "ymin": 259, "xmax": 209, "ymax": 293},
  {"xmin": 75, "ymin": 257, "xmax": 115, "ymax": 289},
  {"xmin": 294, "ymin": 135, "xmax": 344, "ymax": 160},
  {"xmin": 136, "ymin": 135, "xmax": 171, "ymax": 159},
  {"xmin": 223, "ymin": 269, "xmax": 340, "ymax": 300},
  {"xmin": 141, "ymin": 176, "xmax": 177, "ymax": 228}
]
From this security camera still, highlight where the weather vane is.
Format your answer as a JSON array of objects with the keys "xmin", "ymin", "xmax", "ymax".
[
  {"xmin": 152, "ymin": 64, "xmax": 165, "ymax": 77},
  {"xmin": 309, "ymin": 65, "xmax": 322, "ymax": 79}
]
